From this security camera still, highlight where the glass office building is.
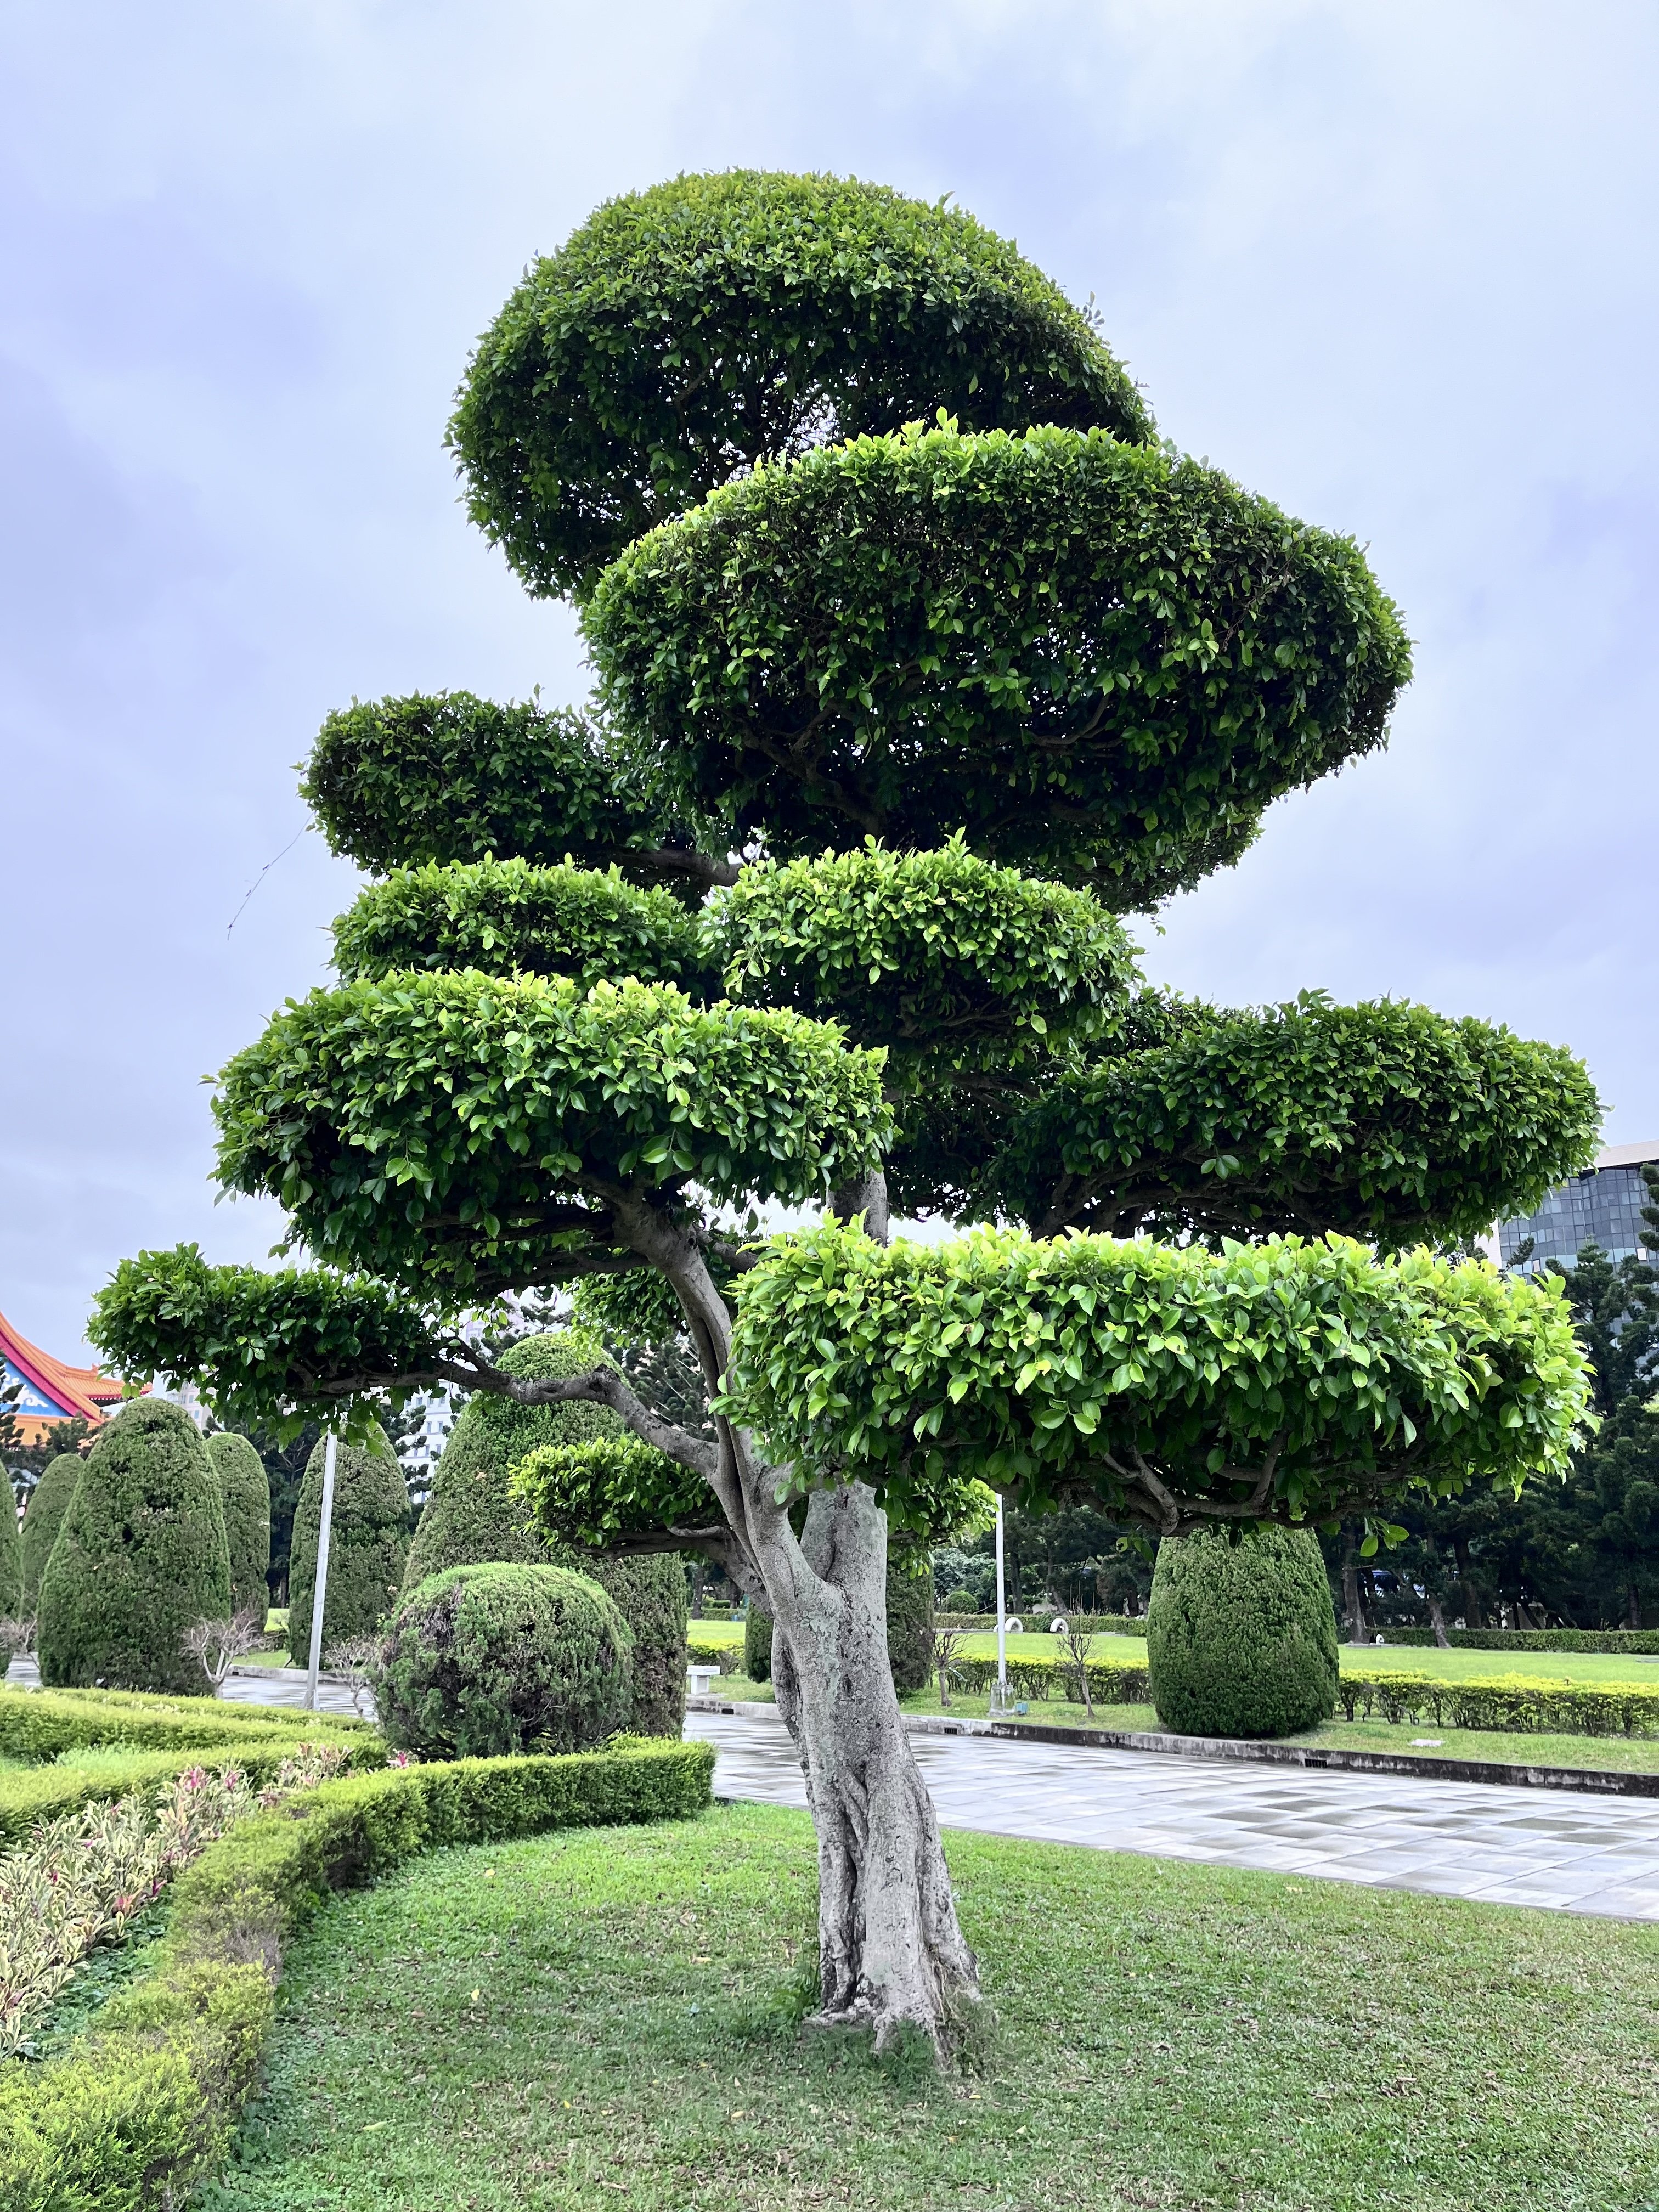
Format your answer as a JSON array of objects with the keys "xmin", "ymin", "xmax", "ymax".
[{"xmin": 1497, "ymin": 1141, "xmax": 1659, "ymax": 1274}]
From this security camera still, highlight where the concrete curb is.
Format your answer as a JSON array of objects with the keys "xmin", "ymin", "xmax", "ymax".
[{"xmin": 684, "ymin": 1695, "xmax": 1659, "ymax": 1798}]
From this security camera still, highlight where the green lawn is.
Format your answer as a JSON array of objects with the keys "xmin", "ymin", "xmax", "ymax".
[{"xmin": 203, "ymin": 1802, "xmax": 1659, "ymax": 2212}]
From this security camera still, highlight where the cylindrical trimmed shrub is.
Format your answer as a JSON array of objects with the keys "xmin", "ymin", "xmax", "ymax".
[
  {"xmin": 37, "ymin": 1402, "xmax": 233, "ymax": 1693},
  {"xmin": 746, "ymin": 1560, "xmax": 934, "ymax": 1694},
  {"xmin": 0, "ymin": 1479, "xmax": 21, "ymax": 1616},
  {"xmin": 1147, "ymin": 1524, "xmax": 1340, "ymax": 1739},
  {"xmin": 207, "ymin": 1432, "xmax": 271, "ymax": 1623},
  {"xmin": 374, "ymin": 1562, "xmax": 634, "ymax": 1757},
  {"xmin": 20, "ymin": 1451, "xmax": 83, "ymax": 1612},
  {"xmin": 287, "ymin": 1426, "xmax": 409, "ymax": 1666},
  {"xmin": 562, "ymin": 1551, "xmax": 686, "ymax": 1737},
  {"xmin": 400, "ymin": 1332, "xmax": 619, "ymax": 1591}
]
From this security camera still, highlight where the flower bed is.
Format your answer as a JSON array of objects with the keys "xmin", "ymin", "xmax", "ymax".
[{"xmin": 0, "ymin": 1737, "xmax": 715, "ymax": 2212}]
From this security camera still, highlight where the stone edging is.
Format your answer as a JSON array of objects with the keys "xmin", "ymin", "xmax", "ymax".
[{"xmin": 684, "ymin": 1695, "xmax": 1659, "ymax": 1798}]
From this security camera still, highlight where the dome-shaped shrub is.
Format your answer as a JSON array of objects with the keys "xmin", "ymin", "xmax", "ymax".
[
  {"xmin": 374, "ymin": 1562, "xmax": 633, "ymax": 1758},
  {"xmin": 1146, "ymin": 1524, "xmax": 1339, "ymax": 1739},
  {"xmin": 37, "ymin": 1402, "xmax": 232, "ymax": 1692},
  {"xmin": 20, "ymin": 1451, "xmax": 83, "ymax": 1612},
  {"xmin": 207, "ymin": 1432, "xmax": 271, "ymax": 1623},
  {"xmin": 403, "ymin": 1332, "xmax": 687, "ymax": 1736},
  {"xmin": 287, "ymin": 1425, "xmax": 409, "ymax": 1665}
]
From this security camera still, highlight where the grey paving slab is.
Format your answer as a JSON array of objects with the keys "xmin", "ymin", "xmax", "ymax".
[{"xmin": 685, "ymin": 1707, "xmax": 1659, "ymax": 1921}]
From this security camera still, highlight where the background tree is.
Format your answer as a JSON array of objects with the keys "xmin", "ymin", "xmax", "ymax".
[
  {"xmin": 207, "ymin": 1430, "xmax": 271, "ymax": 1623},
  {"xmin": 92, "ymin": 171, "xmax": 1597, "ymax": 2054},
  {"xmin": 19, "ymin": 1450, "xmax": 83, "ymax": 1614},
  {"xmin": 0, "ymin": 1462, "xmax": 20, "ymax": 1617}
]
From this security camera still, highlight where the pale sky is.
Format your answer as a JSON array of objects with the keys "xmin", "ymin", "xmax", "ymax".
[{"xmin": 4, "ymin": 1, "xmax": 1656, "ymax": 1359}]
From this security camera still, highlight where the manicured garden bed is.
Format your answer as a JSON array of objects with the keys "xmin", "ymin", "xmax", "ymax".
[{"xmin": 203, "ymin": 1801, "xmax": 1659, "ymax": 2211}]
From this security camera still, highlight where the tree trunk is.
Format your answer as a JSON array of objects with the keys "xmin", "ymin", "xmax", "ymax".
[
  {"xmin": 767, "ymin": 1481, "xmax": 980, "ymax": 2054},
  {"xmin": 1424, "ymin": 1588, "xmax": 1451, "ymax": 1649},
  {"xmin": 1629, "ymin": 1581, "xmax": 1643, "ymax": 1632},
  {"xmin": 1341, "ymin": 1525, "xmax": 1370, "ymax": 1644},
  {"xmin": 1454, "ymin": 1538, "xmax": 1483, "ymax": 1629}
]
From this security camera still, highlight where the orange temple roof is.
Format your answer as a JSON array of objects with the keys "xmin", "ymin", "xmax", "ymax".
[{"xmin": 0, "ymin": 1308, "xmax": 128, "ymax": 1445}]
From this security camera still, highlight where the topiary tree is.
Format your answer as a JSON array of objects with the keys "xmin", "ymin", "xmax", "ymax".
[
  {"xmin": 207, "ymin": 1430, "xmax": 271, "ymax": 1624},
  {"xmin": 286, "ymin": 1424, "xmax": 409, "ymax": 1663},
  {"xmin": 92, "ymin": 171, "xmax": 1599, "ymax": 2052},
  {"xmin": 37, "ymin": 1401, "xmax": 232, "ymax": 1692},
  {"xmin": 0, "ymin": 1472, "xmax": 21, "ymax": 1617},
  {"xmin": 374, "ymin": 1561, "xmax": 633, "ymax": 1758},
  {"xmin": 20, "ymin": 1450, "xmax": 83, "ymax": 1612},
  {"xmin": 1146, "ymin": 1524, "xmax": 1340, "ymax": 1737}
]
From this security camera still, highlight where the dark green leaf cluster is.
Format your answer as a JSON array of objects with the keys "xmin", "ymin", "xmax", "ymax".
[
  {"xmin": 513, "ymin": 1434, "xmax": 710, "ymax": 1551},
  {"xmin": 301, "ymin": 693, "xmax": 674, "ymax": 879},
  {"xmin": 333, "ymin": 857, "xmax": 707, "ymax": 991},
  {"xmin": 212, "ymin": 973, "xmax": 891, "ymax": 1294},
  {"xmin": 286, "ymin": 1426, "xmax": 409, "ymax": 1662},
  {"xmin": 568, "ymin": 1552, "xmax": 687, "ymax": 1737},
  {"xmin": 1146, "ymin": 1524, "xmax": 1339, "ymax": 1736},
  {"xmin": 37, "ymin": 1402, "xmax": 233, "ymax": 1694},
  {"xmin": 20, "ymin": 1452, "xmax": 82, "ymax": 1610},
  {"xmin": 0, "ymin": 1478, "xmax": 18, "ymax": 1612},
  {"xmin": 568, "ymin": 1267, "xmax": 699, "ymax": 1349},
  {"xmin": 586, "ymin": 421, "xmax": 1412, "ymax": 902},
  {"xmin": 206, "ymin": 1431, "xmax": 272, "ymax": 1621},
  {"xmin": 723, "ymin": 1223, "xmax": 1592, "ymax": 1524},
  {"xmin": 988, "ymin": 995, "xmax": 1602, "ymax": 1243},
  {"xmin": 706, "ymin": 837, "xmax": 1137, "ymax": 1070},
  {"xmin": 375, "ymin": 1562, "xmax": 633, "ymax": 1758},
  {"xmin": 448, "ymin": 169, "xmax": 1153, "ymax": 602},
  {"xmin": 89, "ymin": 1246, "xmax": 451, "ymax": 1438}
]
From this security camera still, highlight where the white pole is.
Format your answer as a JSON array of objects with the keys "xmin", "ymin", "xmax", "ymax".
[
  {"xmin": 995, "ymin": 1492, "xmax": 1007, "ymax": 1708},
  {"xmin": 303, "ymin": 1429, "xmax": 338, "ymax": 1712}
]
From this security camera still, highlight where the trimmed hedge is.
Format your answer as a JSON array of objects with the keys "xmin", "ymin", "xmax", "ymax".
[
  {"xmin": 1375, "ymin": 1627, "xmax": 1659, "ymax": 1655},
  {"xmin": 571, "ymin": 1550, "xmax": 686, "ymax": 1738},
  {"xmin": 0, "ymin": 1741, "xmax": 715, "ymax": 2212},
  {"xmin": 744, "ymin": 1602, "xmax": 774, "ymax": 1684},
  {"xmin": 207, "ymin": 1432, "xmax": 272, "ymax": 1622},
  {"xmin": 375, "ymin": 1564, "xmax": 634, "ymax": 1758},
  {"xmin": 287, "ymin": 1425, "xmax": 409, "ymax": 1663},
  {"xmin": 1147, "ymin": 1527, "xmax": 1339, "ymax": 1739},
  {"xmin": 19, "ymin": 1452, "xmax": 83, "ymax": 1610},
  {"xmin": 0, "ymin": 1476, "xmax": 20, "ymax": 1614},
  {"xmin": 0, "ymin": 1737, "xmax": 366, "ymax": 1848},
  {"xmin": 935, "ymin": 1611, "xmax": 1146, "ymax": 1637},
  {"xmin": 0, "ymin": 1685, "xmax": 364, "ymax": 1764},
  {"xmin": 38, "ymin": 1403, "xmax": 233, "ymax": 1695},
  {"xmin": 1338, "ymin": 1669, "xmax": 1659, "ymax": 1737}
]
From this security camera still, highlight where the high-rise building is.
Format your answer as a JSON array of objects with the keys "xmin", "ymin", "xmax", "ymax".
[{"xmin": 1497, "ymin": 1141, "xmax": 1659, "ymax": 1275}]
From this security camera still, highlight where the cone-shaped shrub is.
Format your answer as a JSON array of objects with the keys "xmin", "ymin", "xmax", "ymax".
[
  {"xmin": 1147, "ymin": 1523, "xmax": 1339, "ymax": 1739},
  {"xmin": 207, "ymin": 1431, "xmax": 270, "ymax": 1622},
  {"xmin": 748, "ymin": 1560, "xmax": 934, "ymax": 1692},
  {"xmin": 0, "ymin": 1478, "xmax": 20, "ymax": 1615},
  {"xmin": 374, "ymin": 1561, "xmax": 633, "ymax": 1757},
  {"xmin": 20, "ymin": 1452, "xmax": 83, "ymax": 1611},
  {"xmin": 402, "ymin": 1330, "xmax": 687, "ymax": 1734},
  {"xmin": 36, "ymin": 1402, "xmax": 232, "ymax": 1692},
  {"xmin": 287, "ymin": 1425, "xmax": 409, "ymax": 1665}
]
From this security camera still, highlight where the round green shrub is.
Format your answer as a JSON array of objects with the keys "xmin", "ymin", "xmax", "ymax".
[
  {"xmin": 287, "ymin": 1425, "xmax": 409, "ymax": 1665},
  {"xmin": 37, "ymin": 1402, "xmax": 233, "ymax": 1693},
  {"xmin": 0, "ymin": 1476, "xmax": 21, "ymax": 1616},
  {"xmin": 207, "ymin": 1432, "xmax": 270, "ymax": 1623},
  {"xmin": 1146, "ymin": 1525, "xmax": 1340, "ymax": 1739},
  {"xmin": 20, "ymin": 1451, "xmax": 83, "ymax": 1612},
  {"xmin": 746, "ymin": 1560, "xmax": 934, "ymax": 1694},
  {"xmin": 374, "ymin": 1562, "xmax": 634, "ymax": 1758},
  {"xmin": 944, "ymin": 1587, "xmax": 978, "ymax": 1613}
]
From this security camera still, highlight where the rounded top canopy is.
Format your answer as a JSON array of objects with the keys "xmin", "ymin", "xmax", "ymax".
[{"xmin": 449, "ymin": 168, "xmax": 1154, "ymax": 601}]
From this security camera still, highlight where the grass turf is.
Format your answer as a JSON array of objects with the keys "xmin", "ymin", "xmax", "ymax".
[{"xmin": 203, "ymin": 1801, "xmax": 1659, "ymax": 2212}]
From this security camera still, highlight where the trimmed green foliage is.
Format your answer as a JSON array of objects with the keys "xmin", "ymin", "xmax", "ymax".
[
  {"xmin": 449, "ymin": 169, "xmax": 1152, "ymax": 602},
  {"xmin": 0, "ymin": 1735, "xmax": 363, "ymax": 1848},
  {"xmin": 1336, "ymin": 1668, "xmax": 1659, "ymax": 1736},
  {"xmin": 375, "ymin": 1563, "xmax": 634, "ymax": 1758},
  {"xmin": 703, "ymin": 838, "xmax": 1137, "ymax": 1072},
  {"xmin": 0, "ymin": 1740, "xmax": 713, "ymax": 2212},
  {"xmin": 990, "ymin": 994, "xmax": 1602, "ymax": 1244},
  {"xmin": 37, "ymin": 1403, "xmax": 232, "ymax": 1695},
  {"xmin": 207, "ymin": 1431, "xmax": 271, "ymax": 1620},
  {"xmin": 333, "ymin": 855, "xmax": 707, "ymax": 989},
  {"xmin": 723, "ymin": 1224, "xmax": 1591, "ymax": 1529},
  {"xmin": 585, "ymin": 421, "xmax": 1410, "ymax": 903},
  {"xmin": 575, "ymin": 1551, "xmax": 687, "ymax": 1737},
  {"xmin": 1380, "ymin": 1626, "xmax": 1659, "ymax": 1654},
  {"xmin": 402, "ymin": 1332, "xmax": 618, "ymax": 1590},
  {"xmin": 211, "ymin": 973, "xmax": 891, "ymax": 1300},
  {"xmin": 0, "ymin": 1685, "xmax": 362, "ymax": 1764},
  {"xmin": 0, "ymin": 1475, "xmax": 19, "ymax": 1614},
  {"xmin": 744, "ymin": 1603, "xmax": 773, "ymax": 1684},
  {"xmin": 20, "ymin": 1451, "xmax": 82, "ymax": 1610},
  {"xmin": 514, "ymin": 1432, "xmax": 709, "ymax": 1550},
  {"xmin": 1148, "ymin": 1526, "xmax": 1340, "ymax": 1738},
  {"xmin": 301, "ymin": 693, "xmax": 671, "ymax": 880},
  {"xmin": 286, "ymin": 1426, "xmax": 409, "ymax": 1666}
]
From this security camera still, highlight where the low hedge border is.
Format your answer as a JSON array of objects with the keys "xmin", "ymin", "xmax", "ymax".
[
  {"xmin": 0, "ymin": 1688, "xmax": 365, "ymax": 1764},
  {"xmin": 0, "ymin": 1740, "xmax": 379, "ymax": 1850},
  {"xmin": 1339, "ymin": 1669, "xmax": 1659, "ymax": 1736},
  {"xmin": 0, "ymin": 1739, "xmax": 716, "ymax": 2212},
  {"xmin": 935, "ymin": 1612, "xmax": 1146, "ymax": 1636},
  {"xmin": 1373, "ymin": 1627, "xmax": 1659, "ymax": 1654}
]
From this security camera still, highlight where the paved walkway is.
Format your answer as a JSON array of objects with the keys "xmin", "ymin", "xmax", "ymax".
[
  {"xmin": 685, "ymin": 1707, "xmax": 1659, "ymax": 1921},
  {"xmin": 4, "ymin": 1657, "xmax": 371, "ymax": 1720}
]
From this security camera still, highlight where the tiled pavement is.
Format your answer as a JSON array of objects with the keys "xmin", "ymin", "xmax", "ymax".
[{"xmin": 685, "ymin": 1706, "xmax": 1659, "ymax": 1921}]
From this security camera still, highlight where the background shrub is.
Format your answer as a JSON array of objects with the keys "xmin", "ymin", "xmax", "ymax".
[
  {"xmin": 207, "ymin": 1432, "xmax": 271, "ymax": 1623},
  {"xmin": 745, "ymin": 1600, "xmax": 774, "ymax": 1683},
  {"xmin": 37, "ymin": 1403, "xmax": 233, "ymax": 1694},
  {"xmin": 944, "ymin": 1585, "xmax": 978, "ymax": 1613},
  {"xmin": 1147, "ymin": 1525, "xmax": 1339, "ymax": 1738},
  {"xmin": 746, "ymin": 1561, "xmax": 935, "ymax": 1694},
  {"xmin": 0, "ymin": 1479, "xmax": 20, "ymax": 1616},
  {"xmin": 287, "ymin": 1426, "xmax": 409, "ymax": 1666},
  {"xmin": 20, "ymin": 1451, "xmax": 82, "ymax": 1612},
  {"xmin": 374, "ymin": 1562, "xmax": 634, "ymax": 1758},
  {"xmin": 562, "ymin": 1551, "xmax": 685, "ymax": 1736}
]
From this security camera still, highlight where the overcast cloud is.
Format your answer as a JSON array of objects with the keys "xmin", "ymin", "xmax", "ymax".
[{"xmin": 3, "ymin": 0, "xmax": 1655, "ymax": 1360}]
